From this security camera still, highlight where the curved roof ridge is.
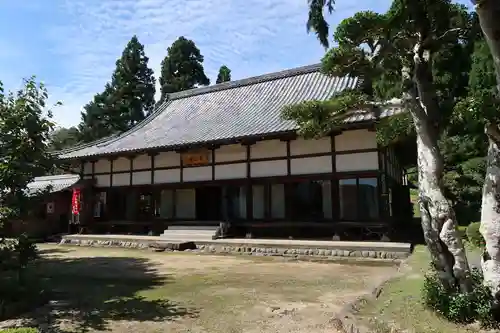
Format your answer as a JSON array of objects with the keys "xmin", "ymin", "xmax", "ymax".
[
  {"xmin": 55, "ymin": 64, "xmax": 324, "ymax": 156},
  {"xmin": 167, "ymin": 63, "xmax": 322, "ymax": 101}
]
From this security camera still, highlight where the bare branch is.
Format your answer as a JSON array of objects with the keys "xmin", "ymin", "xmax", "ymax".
[{"xmin": 435, "ymin": 28, "xmax": 462, "ymax": 42}]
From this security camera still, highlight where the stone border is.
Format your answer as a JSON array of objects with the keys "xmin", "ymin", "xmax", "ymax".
[
  {"xmin": 60, "ymin": 237, "xmax": 409, "ymax": 262},
  {"xmin": 331, "ymin": 260, "xmax": 412, "ymax": 333}
]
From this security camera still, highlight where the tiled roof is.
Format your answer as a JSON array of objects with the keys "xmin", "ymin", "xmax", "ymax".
[
  {"xmin": 58, "ymin": 64, "xmax": 402, "ymax": 159},
  {"xmin": 27, "ymin": 174, "xmax": 80, "ymax": 195}
]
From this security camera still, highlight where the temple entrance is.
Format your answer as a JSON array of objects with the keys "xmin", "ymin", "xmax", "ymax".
[{"xmin": 195, "ymin": 186, "xmax": 223, "ymax": 221}]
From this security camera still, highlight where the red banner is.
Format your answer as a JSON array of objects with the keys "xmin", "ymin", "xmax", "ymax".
[{"xmin": 72, "ymin": 188, "xmax": 81, "ymax": 215}]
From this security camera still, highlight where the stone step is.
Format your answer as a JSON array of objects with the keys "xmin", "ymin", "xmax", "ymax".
[
  {"xmin": 167, "ymin": 225, "xmax": 219, "ymax": 231},
  {"xmin": 162, "ymin": 230, "xmax": 217, "ymax": 234},
  {"xmin": 160, "ymin": 233, "xmax": 214, "ymax": 239}
]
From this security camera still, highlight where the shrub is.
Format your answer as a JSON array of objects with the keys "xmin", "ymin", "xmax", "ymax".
[
  {"xmin": 466, "ymin": 222, "xmax": 485, "ymax": 248},
  {"xmin": 422, "ymin": 267, "xmax": 497, "ymax": 327},
  {"xmin": 1, "ymin": 328, "xmax": 39, "ymax": 333},
  {"xmin": 457, "ymin": 225, "xmax": 468, "ymax": 241}
]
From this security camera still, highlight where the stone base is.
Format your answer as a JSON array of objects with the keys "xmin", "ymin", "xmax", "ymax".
[
  {"xmin": 60, "ymin": 236, "xmax": 410, "ymax": 262},
  {"xmin": 149, "ymin": 241, "xmax": 196, "ymax": 252},
  {"xmin": 195, "ymin": 244, "xmax": 407, "ymax": 260}
]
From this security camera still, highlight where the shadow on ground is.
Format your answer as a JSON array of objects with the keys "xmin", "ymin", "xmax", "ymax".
[{"xmin": 23, "ymin": 254, "xmax": 198, "ymax": 332}]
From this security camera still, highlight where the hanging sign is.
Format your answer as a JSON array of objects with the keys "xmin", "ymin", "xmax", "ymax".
[
  {"xmin": 181, "ymin": 150, "xmax": 210, "ymax": 166},
  {"xmin": 72, "ymin": 188, "xmax": 81, "ymax": 215},
  {"xmin": 46, "ymin": 202, "xmax": 55, "ymax": 214}
]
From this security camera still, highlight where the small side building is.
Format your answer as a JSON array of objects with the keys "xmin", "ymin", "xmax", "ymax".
[
  {"xmin": 5, "ymin": 174, "xmax": 91, "ymax": 238},
  {"xmin": 57, "ymin": 64, "xmax": 412, "ymax": 240}
]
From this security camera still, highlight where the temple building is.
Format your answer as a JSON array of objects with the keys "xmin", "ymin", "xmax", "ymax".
[{"xmin": 52, "ymin": 64, "xmax": 411, "ymax": 240}]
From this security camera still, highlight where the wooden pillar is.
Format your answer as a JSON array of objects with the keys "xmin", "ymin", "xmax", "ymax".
[
  {"xmin": 245, "ymin": 143, "xmax": 253, "ymax": 220},
  {"xmin": 211, "ymin": 147, "xmax": 216, "ymax": 181},
  {"xmin": 128, "ymin": 156, "xmax": 134, "ymax": 186},
  {"xmin": 108, "ymin": 157, "xmax": 115, "ymax": 187},
  {"xmin": 91, "ymin": 161, "xmax": 96, "ymax": 180},
  {"xmin": 331, "ymin": 134, "xmax": 339, "ymax": 220},
  {"xmin": 149, "ymin": 152, "xmax": 158, "ymax": 184}
]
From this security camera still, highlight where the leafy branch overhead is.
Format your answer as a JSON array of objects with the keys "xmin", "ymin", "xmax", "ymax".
[
  {"xmin": 286, "ymin": 2, "xmax": 476, "ymax": 148},
  {"xmin": 282, "ymin": 90, "xmax": 370, "ymax": 139}
]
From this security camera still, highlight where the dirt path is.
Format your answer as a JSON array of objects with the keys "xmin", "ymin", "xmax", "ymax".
[{"xmin": 1, "ymin": 244, "xmax": 399, "ymax": 333}]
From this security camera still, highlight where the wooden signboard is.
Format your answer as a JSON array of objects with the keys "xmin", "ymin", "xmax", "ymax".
[{"xmin": 182, "ymin": 150, "xmax": 210, "ymax": 166}]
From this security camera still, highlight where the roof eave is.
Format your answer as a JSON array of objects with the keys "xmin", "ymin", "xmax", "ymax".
[{"xmin": 58, "ymin": 120, "xmax": 379, "ymax": 161}]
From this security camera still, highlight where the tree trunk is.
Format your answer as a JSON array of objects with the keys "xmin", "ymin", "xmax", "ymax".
[
  {"xmin": 405, "ymin": 47, "xmax": 472, "ymax": 292},
  {"xmin": 413, "ymin": 114, "xmax": 471, "ymax": 292},
  {"xmin": 480, "ymin": 127, "xmax": 500, "ymax": 300},
  {"xmin": 474, "ymin": 0, "xmax": 500, "ymax": 299}
]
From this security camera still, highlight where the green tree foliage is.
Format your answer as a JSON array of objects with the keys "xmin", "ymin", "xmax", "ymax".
[
  {"xmin": 159, "ymin": 36, "xmax": 210, "ymax": 101},
  {"xmin": 289, "ymin": 3, "xmax": 475, "ymax": 142},
  {"xmin": 0, "ymin": 78, "xmax": 55, "ymax": 284},
  {"xmin": 79, "ymin": 36, "xmax": 155, "ymax": 142},
  {"xmin": 111, "ymin": 35, "xmax": 156, "ymax": 125},
  {"xmin": 48, "ymin": 126, "xmax": 81, "ymax": 151},
  {"xmin": 291, "ymin": 1, "xmax": 480, "ymax": 292},
  {"xmin": 78, "ymin": 85, "xmax": 115, "ymax": 142},
  {"xmin": 0, "ymin": 78, "xmax": 56, "ymax": 219},
  {"xmin": 304, "ymin": 2, "xmax": 485, "ymax": 226},
  {"xmin": 445, "ymin": 40, "xmax": 496, "ymax": 224},
  {"xmin": 216, "ymin": 65, "xmax": 231, "ymax": 84}
]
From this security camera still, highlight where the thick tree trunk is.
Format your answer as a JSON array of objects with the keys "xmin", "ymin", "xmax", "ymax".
[
  {"xmin": 413, "ymin": 113, "xmax": 471, "ymax": 292},
  {"xmin": 480, "ymin": 127, "xmax": 500, "ymax": 300},
  {"xmin": 474, "ymin": 0, "xmax": 500, "ymax": 299},
  {"xmin": 404, "ymin": 49, "xmax": 472, "ymax": 292}
]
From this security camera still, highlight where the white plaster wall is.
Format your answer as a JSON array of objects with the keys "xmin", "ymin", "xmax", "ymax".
[
  {"xmin": 176, "ymin": 189, "xmax": 196, "ymax": 219},
  {"xmin": 335, "ymin": 129, "xmax": 377, "ymax": 151},
  {"xmin": 290, "ymin": 137, "xmax": 331, "ymax": 156},
  {"xmin": 94, "ymin": 174, "xmax": 110, "ymax": 187},
  {"xmin": 251, "ymin": 160, "xmax": 287, "ymax": 178},
  {"xmin": 154, "ymin": 169, "xmax": 181, "ymax": 183},
  {"xmin": 290, "ymin": 156, "xmax": 332, "ymax": 175},
  {"xmin": 155, "ymin": 152, "xmax": 180, "ymax": 168},
  {"xmin": 183, "ymin": 166, "xmax": 212, "ymax": 182},
  {"xmin": 113, "ymin": 157, "xmax": 130, "ymax": 172},
  {"xmin": 133, "ymin": 154, "xmax": 151, "ymax": 169},
  {"xmin": 336, "ymin": 152, "xmax": 379, "ymax": 172},
  {"xmin": 215, "ymin": 144, "xmax": 246, "ymax": 162},
  {"xmin": 83, "ymin": 162, "xmax": 92, "ymax": 175},
  {"xmin": 83, "ymin": 175, "xmax": 93, "ymax": 180},
  {"xmin": 215, "ymin": 163, "xmax": 246, "ymax": 179},
  {"xmin": 94, "ymin": 159, "xmax": 110, "ymax": 174},
  {"xmin": 251, "ymin": 140, "xmax": 287, "ymax": 159},
  {"xmin": 132, "ymin": 171, "xmax": 151, "ymax": 185},
  {"xmin": 112, "ymin": 173, "xmax": 130, "ymax": 186}
]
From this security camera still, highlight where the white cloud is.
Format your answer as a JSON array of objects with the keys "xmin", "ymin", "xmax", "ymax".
[{"xmin": 2, "ymin": 0, "xmax": 394, "ymax": 128}]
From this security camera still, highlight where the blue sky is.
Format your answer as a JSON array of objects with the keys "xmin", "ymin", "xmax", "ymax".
[{"xmin": 0, "ymin": 0, "xmax": 472, "ymax": 128}]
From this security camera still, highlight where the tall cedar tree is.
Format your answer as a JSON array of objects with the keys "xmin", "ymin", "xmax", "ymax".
[
  {"xmin": 216, "ymin": 65, "xmax": 231, "ymax": 84},
  {"xmin": 79, "ymin": 36, "xmax": 155, "ymax": 142},
  {"xmin": 292, "ymin": 0, "xmax": 475, "ymax": 292},
  {"xmin": 111, "ymin": 35, "xmax": 156, "ymax": 129},
  {"xmin": 78, "ymin": 84, "xmax": 115, "ymax": 142},
  {"xmin": 159, "ymin": 36, "xmax": 210, "ymax": 101}
]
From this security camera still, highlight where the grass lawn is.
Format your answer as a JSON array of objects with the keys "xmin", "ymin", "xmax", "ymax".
[
  {"xmin": 410, "ymin": 188, "xmax": 420, "ymax": 218},
  {"xmin": 355, "ymin": 245, "xmax": 483, "ymax": 333},
  {"xmin": 0, "ymin": 244, "xmax": 399, "ymax": 333}
]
